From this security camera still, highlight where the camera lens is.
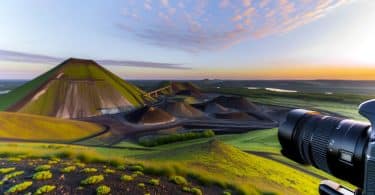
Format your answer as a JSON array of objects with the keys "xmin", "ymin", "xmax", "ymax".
[{"xmin": 278, "ymin": 109, "xmax": 371, "ymax": 187}]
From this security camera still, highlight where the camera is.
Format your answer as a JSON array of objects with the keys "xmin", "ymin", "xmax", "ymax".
[{"xmin": 278, "ymin": 99, "xmax": 375, "ymax": 195}]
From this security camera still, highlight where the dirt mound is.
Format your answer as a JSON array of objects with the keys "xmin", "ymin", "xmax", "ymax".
[
  {"xmin": 204, "ymin": 102, "xmax": 230, "ymax": 113},
  {"xmin": 164, "ymin": 102, "xmax": 204, "ymax": 118},
  {"xmin": 2, "ymin": 58, "xmax": 153, "ymax": 118},
  {"xmin": 171, "ymin": 82, "xmax": 202, "ymax": 97},
  {"xmin": 140, "ymin": 107, "xmax": 175, "ymax": 124},
  {"xmin": 127, "ymin": 106, "xmax": 175, "ymax": 124},
  {"xmin": 211, "ymin": 96, "xmax": 258, "ymax": 112},
  {"xmin": 214, "ymin": 112, "xmax": 257, "ymax": 120}
]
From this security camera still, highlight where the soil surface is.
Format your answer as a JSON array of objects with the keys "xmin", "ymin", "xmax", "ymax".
[{"xmin": 0, "ymin": 158, "xmax": 223, "ymax": 195}]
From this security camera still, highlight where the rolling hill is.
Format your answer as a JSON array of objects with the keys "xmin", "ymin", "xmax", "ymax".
[
  {"xmin": 0, "ymin": 112, "xmax": 103, "ymax": 142},
  {"xmin": 0, "ymin": 58, "xmax": 153, "ymax": 118},
  {"xmin": 138, "ymin": 139, "xmax": 321, "ymax": 194}
]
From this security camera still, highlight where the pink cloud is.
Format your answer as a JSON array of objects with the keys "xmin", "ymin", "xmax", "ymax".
[
  {"xmin": 119, "ymin": 0, "xmax": 350, "ymax": 52},
  {"xmin": 219, "ymin": 0, "xmax": 231, "ymax": 8}
]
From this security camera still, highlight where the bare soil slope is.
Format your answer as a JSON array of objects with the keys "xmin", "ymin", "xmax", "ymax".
[
  {"xmin": 164, "ymin": 102, "xmax": 204, "ymax": 118},
  {"xmin": 139, "ymin": 107, "xmax": 175, "ymax": 124},
  {"xmin": 211, "ymin": 96, "xmax": 258, "ymax": 112}
]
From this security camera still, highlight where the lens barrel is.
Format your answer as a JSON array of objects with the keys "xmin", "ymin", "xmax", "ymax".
[{"xmin": 278, "ymin": 109, "xmax": 370, "ymax": 187}]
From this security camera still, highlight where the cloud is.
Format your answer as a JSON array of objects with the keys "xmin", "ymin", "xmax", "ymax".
[
  {"xmin": 0, "ymin": 49, "xmax": 189, "ymax": 70},
  {"xmin": 0, "ymin": 49, "xmax": 61, "ymax": 64},
  {"xmin": 160, "ymin": 0, "xmax": 169, "ymax": 7},
  {"xmin": 119, "ymin": 0, "xmax": 350, "ymax": 52},
  {"xmin": 242, "ymin": 0, "xmax": 251, "ymax": 7},
  {"xmin": 219, "ymin": 0, "xmax": 231, "ymax": 8},
  {"xmin": 144, "ymin": 0, "xmax": 152, "ymax": 10}
]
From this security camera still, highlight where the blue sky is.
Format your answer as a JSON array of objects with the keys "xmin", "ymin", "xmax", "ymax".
[{"xmin": 0, "ymin": 0, "xmax": 374, "ymax": 80}]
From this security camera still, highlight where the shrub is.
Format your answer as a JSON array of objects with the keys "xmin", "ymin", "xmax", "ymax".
[
  {"xmin": 35, "ymin": 165, "xmax": 51, "ymax": 171},
  {"xmin": 6, "ymin": 181, "xmax": 32, "ymax": 193},
  {"xmin": 222, "ymin": 191, "xmax": 232, "ymax": 195},
  {"xmin": 81, "ymin": 168, "xmax": 97, "ymax": 173},
  {"xmin": 182, "ymin": 186, "xmax": 191, "ymax": 192},
  {"xmin": 182, "ymin": 187, "xmax": 203, "ymax": 195},
  {"xmin": 169, "ymin": 175, "xmax": 188, "ymax": 186},
  {"xmin": 120, "ymin": 174, "xmax": 133, "ymax": 182},
  {"xmin": 131, "ymin": 171, "xmax": 144, "ymax": 177},
  {"xmin": 202, "ymin": 129, "xmax": 215, "ymax": 137},
  {"xmin": 138, "ymin": 130, "xmax": 215, "ymax": 147},
  {"xmin": 34, "ymin": 185, "xmax": 56, "ymax": 195},
  {"xmin": 104, "ymin": 168, "xmax": 115, "ymax": 174},
  {"xmin": 96, "ymin": 185, "xmax": 111, "ymax": 195},
  {"xmin": 137, "ymin": 183, "xmax": 145, "ymax": 188},
  {"xmin": 0, "ymin": 167, "xmax": 16, "ymax": 174},
  {"xmin": 75, "ymin": 162, "xmax": 86, "ymax": 168},
  {"xmin": 81, "ymin": 175, "xmax": 104, "ymax": 185},
  {"xmin": 191, "ymin": 187, "xmax": 203, "ymax": 195},
  {"xmin": 48, "ymin": 160, "xmax": 59, "ymax": 164},
  {"xmin": 32, "ymin": 171, "xmax": 53, "ymax": 180},
  {"xmin": 60, "ymin": 166, "xmax": 76, "ymax": 173},
  {"xmin": 7, "ymin": 157, "xmax": 21, "ymax": 162},
  {"xmin": 116, "ymin": 164, "xmax": 126, "ymax": 170},
  {"xmin": 149, "ymin": 178, "xmax": 160, "ymax": 186},
  {"xmin": 128, "ymin": 165, "xmax": 144, "ymax": 172},
  {"xmin": 3, "ymin": 171, "xmax": 24, "ymax": 180}
]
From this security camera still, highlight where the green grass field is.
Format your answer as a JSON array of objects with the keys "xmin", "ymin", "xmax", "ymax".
[{"xmin": 0, "ymin": 112, "xmax": 103, "ymax": 142}]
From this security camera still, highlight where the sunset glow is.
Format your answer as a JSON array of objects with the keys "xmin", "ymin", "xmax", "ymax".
[{"xmin": 0, "ymin": 0, "xmax": 374, "ymax": 80}]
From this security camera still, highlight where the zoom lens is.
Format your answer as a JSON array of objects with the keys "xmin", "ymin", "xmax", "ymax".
[{"xmin": 278, "ymin": 109, "xmax": 371, "ymax": 187}]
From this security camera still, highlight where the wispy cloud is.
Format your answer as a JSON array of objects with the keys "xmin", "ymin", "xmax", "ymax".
[
  {"xmin": 119, "ymin": 0, "xmax": 350, "ymax": 52},
  {"xmin": 0, "ymin": 49, "xmax": 61, "ymax": 64},
  {"xmin": 0, "ymin": 49, "xmax": 189, "ymax": 70}
]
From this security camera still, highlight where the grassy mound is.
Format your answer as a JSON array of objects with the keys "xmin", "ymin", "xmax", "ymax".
[
  {"xmin": 138, "ymin": 139, "xmax": 322, "ymax": 194},
  {"xmin": 0, "ymin": 112, "xmax": 102, "ymax": 142},
  {"xmin": 0, "ymin": 58, "xmax": 153, "ymax": 118}
]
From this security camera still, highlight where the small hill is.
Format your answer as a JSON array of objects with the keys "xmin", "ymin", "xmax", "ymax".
[
  {"xmin": 171, "ymin": 82, "xmax": 202, "ymax": 97},
  {"xmin": 139, "ymin": 140, "xmax": 322, "ymax": 194},
  {"xmin": 126, "ymin": 106, "xmax": 175, "ymax": 124},
  {"xmin": 211, "ymin": 96, "xmax": 258, "ymax": 112},
  {"xmin": 0, "ymin": 58, "xmax": 153, "ymax": 118},
  {"xmin": 0, "ymin": 112, "xmax": 103, "ymax": 142},
  {"xmin": 139, "ymin": 107, "xmax": 175, "ymax": 124},
  {"xmin": 164, "ymin": 101, "xmax": 204, "ymax": 118}
]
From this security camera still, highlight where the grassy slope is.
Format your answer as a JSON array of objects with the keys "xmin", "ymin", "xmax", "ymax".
[
  {"xmin": 0, "ymin": 64, "xmax": 61, "ymax": 111},
  {"xmin": 0, "ymin": 112, "xmax": 103, "ymax": 142},
  {"xmin": 135, "ymin": 139, "xmax": 319, "ymax": 194}
]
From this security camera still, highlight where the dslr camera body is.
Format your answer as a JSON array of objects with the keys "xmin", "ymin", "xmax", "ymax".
[{"xmin": 278, "ymin": 99, "xmax": 375, "ymax": 195}]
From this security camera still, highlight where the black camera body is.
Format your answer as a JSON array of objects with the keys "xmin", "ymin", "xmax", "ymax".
[{"xmin": 278, "ymin": 99, "xmax": 375, "ymax": 195}]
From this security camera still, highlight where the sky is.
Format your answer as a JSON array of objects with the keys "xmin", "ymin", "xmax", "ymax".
[{"xmin": 0, "ymin": 0, "xmax": 374, "ymax": 80}]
